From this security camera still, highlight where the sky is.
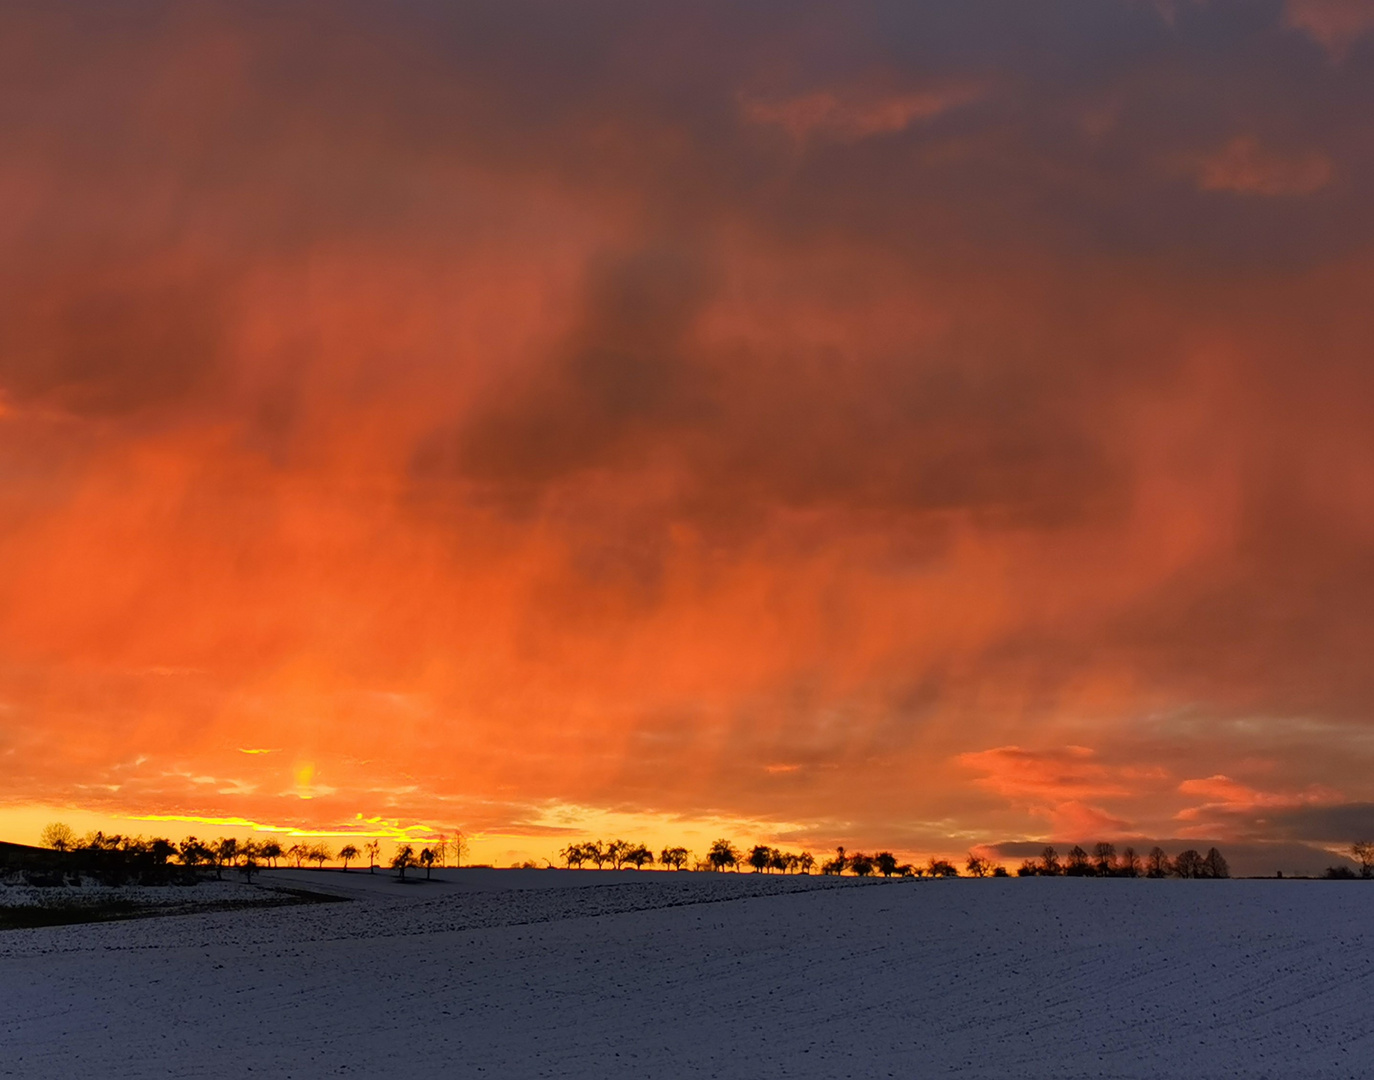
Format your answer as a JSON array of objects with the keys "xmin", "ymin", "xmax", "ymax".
[{"xmin": 2, "ymin": 0, "xmax": 1373, "ymax": 873}]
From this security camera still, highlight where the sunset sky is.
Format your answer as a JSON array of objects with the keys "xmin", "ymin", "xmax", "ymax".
[{"xmin": 2, "ymin": 0, "xmax": 1373, "ymax": 872}]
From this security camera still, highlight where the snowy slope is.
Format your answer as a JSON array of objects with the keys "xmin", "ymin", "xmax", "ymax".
[{"xmin": 1, "ymin": 874, "xmax": 1371, "ymax": 1078}]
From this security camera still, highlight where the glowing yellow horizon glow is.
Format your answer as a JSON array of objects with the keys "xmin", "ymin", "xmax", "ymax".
[{"xmin": 0, "ymin": 801, "xmax": 969, "ymax": 869}]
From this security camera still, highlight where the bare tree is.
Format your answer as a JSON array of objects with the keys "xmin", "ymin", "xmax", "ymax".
[
  {"xmin": 1119, "ymin": 847, "xmax": 1140, "ymax": 878},
  {"xmin": 259, "ymin": 839, "xmax": 283, "ymax": 868},
  {"xmin": 435, "ymin": 833, "xmax": 449, "ymax": 869},
  {"xmin": 659, "ymin": 846, "xmax": 689, "ymax": 871},
  {"xmin": 238, "ymin": 841, "xmax": 261, "ymax": 883},
  {"xmin": 309, "ymin": 843, "xmax": 332, "ymax": 869},
  {"xmin": 561, "ymin": 843, "xmax": 588, "ymax": 868},
  {"xmin": 1065, "ymin": 845, "xmax": 1091, "ymax": 876},
  {"xmin": 1092, "ymin": 842, "xmax": 1116, "ymax": 877},
  {"xmin": 392, "ymin": 844, "xmax": 416, "ymax": 880},
  {"xmin": 1203, "ymin": 848, "xmax": 1230, "ymax": 879},
  {"xmin": 178, "ymin": 837, "xmax": 212, "ymax": 873},
  {"xmin": 584, "ymin": 840, "xmax": 608, "ymax": 869},
  {"xmin": 624, "ymin": 843, "xmax": 654, "ymax": 869},
  {"xmin": 707, "ymin": 839, "xmax": 740, "ymax": 872},
  {"xmin": 451, "ymin": 831, "xmax": 469, "ymax": 868},
  {"xmin": 338, "ymin": 844, "xmax": 360, "ymax": 871},
  {"xmin": 927, "ymin": 858, "xmax": 958, "ymax": 878},
  {"xmin": 420, "ymin": 847, "xmax": 437, "ymax": 879},
  {"xmin": 821, "ymin": 847, "xmax": 848, "ymax": 875},
  {"xmin": 1352, "ymin": 840, "xmax": 1374, "ymax": 879},
  {"xmin": 287, "ymin": 843, "xmax": 308, "ymax": 869},
  {"xmin": 1146, "ymin": 846, "xmax": 1170, "ymax": 878},
  {"xmin": 797, "ymin": 852, "xmax": 815, "ymax": 874},
  {"xmin": 1173, "ymin": 849, "xmax": 1205, "ymax": 879},
  {"xmin": 211, "ymin": 838, "xmax": 238, "ymax": 880},
  {"xmin": 965, "ymin": 852, "xmax": 991, "ymax": 878},
  {"xmin": 605, "ymin": 840, "xmax": 632, "ymax": 870},
  {"xmin": 365, "ymin": 839, "xmax": 382, "ymax": 874},
  {"xmin": 1039, "ymin": 846, "xmax": 1061, "ymax": 875},
  {"xmin": 40, "ymin": 822, "xmax": 77, "ymax": 853}
]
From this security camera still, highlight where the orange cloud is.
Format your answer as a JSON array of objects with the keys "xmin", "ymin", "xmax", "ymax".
[
  {"xmin": 1175, "ymin": 774, "xmax": 1344, "ymax": 835},
  {"xmin": 1, "ymin": 1, "xmax": 1373, "ymax": 863}
]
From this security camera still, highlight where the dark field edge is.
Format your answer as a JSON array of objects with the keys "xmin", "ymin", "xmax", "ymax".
[{"xmin": 0, "ymin": 885, "xmax": 349, "ymax": 932}]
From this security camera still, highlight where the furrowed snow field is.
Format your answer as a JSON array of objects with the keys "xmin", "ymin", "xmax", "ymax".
[{"xmin": 1, "ymin": 870, "xmax": 1371, "ymax": 1078}]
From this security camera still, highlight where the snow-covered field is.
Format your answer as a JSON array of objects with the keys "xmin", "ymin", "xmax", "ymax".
[{"xmin": 1, "ymin": 870, "xmax": 1371, "ymax": 1078}]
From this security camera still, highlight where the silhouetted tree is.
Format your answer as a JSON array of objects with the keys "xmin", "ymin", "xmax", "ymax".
[
  {"xmin": 451, "ymin": 831, "xmax": 469, "ymax": 868},
  {"xmin": 435, "ymin": 833, "xmax": 449, "ymax": 868},
  {"xmin": 238, "ymin": 841, "xmax": 260, "ymax": 883},
  {"xmin": 584, "ymin": 841, "xmax": 609, "ymax": 869},
  {"xmin": 259, "ymin": 839, "xmax": 283, "ymax": 868},
  {"xmin": 40, "ymin": 822, "xmax": 76, "ymax": 853},
  {"xmin": 708, "ymin": 839, "xmax": 740, "ymax": 872},
  {"xmin": 1017, "ymin": 860, "xmax": 1038, "ymax": 877},
  {"xmin": 561, "ymin": 843, "xmax": 587, "ymax": 868},
  {"xmin": 287, "ymin": 843, "xmax": 308, "ymax": 869},
  {"xmin": 1203, "ymin": 848, "xmax": 1230, "ymax": 879},
  {"xmin": 1039, "ymin": 846, "xmax": 1061, "ymax": 875},
  {"xmin": 392, "ymin": 845, "xmax": 416, "ymax": 880},
  {"xmin": 1118, "ymin": 847, "xmax": 1140, "ymax": 878},
  {"xmin": 992, "ymin": 865, "xmax": 1010, "ymax": 877},
  {"xmin": 821, "ymin": 847, "xmax": 848, "ymax": 875},
  {"xmin": 1065, "ymin": 845, "xmax": 1091, "ymax": 876},
  {"xmin": 420, "ymin": 847, "xmax": 437, "ymax": 879},
  {"xmin": 149, "ymin": 838, "xmax": 176, "ymax": 868},
  {"xmin": 338, "ymin": 844, "xmax": 360, "ymax": 871},
  {"xmin": 213, "ymin": 838, "xmax": 238, "ymax": 880},
  {"xmin": 846, "ymin": 852, "xmax": 874, "ymax": 877},
  {"xmin": 606, "ymin": 840, "xmax": 633, "ymax": 870},
  {"xmin": 178, "ymin": 837, "xmax": 212, "ymax": 874},
  {"xmin": 747, "ymin": 845, "xmax": 772, "ymax": 873},
  {"xmin": 965, "ymin": 852, "xmax": 991, "ymax": 878},
  {"xmin": 624, "ymin": 843, "xmax": 654, "ymax": 869},
  {"xmin": 769, "ymin": 849, "xmax": 792, "ymax": 874},
  {"xmin": 365, "ymin": 839, "xmax": 382, "ymax": 874},
  {"xmin": 660, "ymin": 846, "xmax": 690, "ymax": 870},
  {"xmin": 875, "ymin": 852, "xmax": 899, "ymax": 878},
  {"xmin": 1146, "ymin": 846, "xmax": 1169, "ymax": 878},
  {"xmin": 1352, "ymin": 840, "xmax": 1374, "ymax": 879},
  {"xmin": 927, "ymin": 858, "xmax": 958, "ymax": 877},
  {"xmin": 797, "ymin": 852, "xmax": 815, "ymax": 874},
  {"xmin": 1173, "ymin": 849, "xmax": 1204, "ymax": 878},
  {"xmin": 1092, "ymin": 843, "xmax": 1116, "ymax": 877}
]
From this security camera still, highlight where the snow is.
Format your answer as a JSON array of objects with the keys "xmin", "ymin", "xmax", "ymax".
[
  {"xmin": 2, "ymin": 872, "xmax": 1371, "ymax": 1078},
  {"xmin": 0, "ymin": 878, "xmax": 264, "ymax": 911}
]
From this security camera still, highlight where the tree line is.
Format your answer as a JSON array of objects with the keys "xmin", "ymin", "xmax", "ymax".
[
  {"xmin": 1008, "ymin": 843, "xmax": 1230, "ymax": 878},
  {"xmin": 37, "ymin": 823, "xmax": 1374, "ymax": 884},
  {"xmin": 28, "ymin": 823, "xmax": 467, "ymax": 886},
  {"xmin": 563, "ymin": 839, "xmax": 964, "ymax": 878},
  {"xmin": 559, "ymin": 838, "xmax": 1250, "ymax": 880}
]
